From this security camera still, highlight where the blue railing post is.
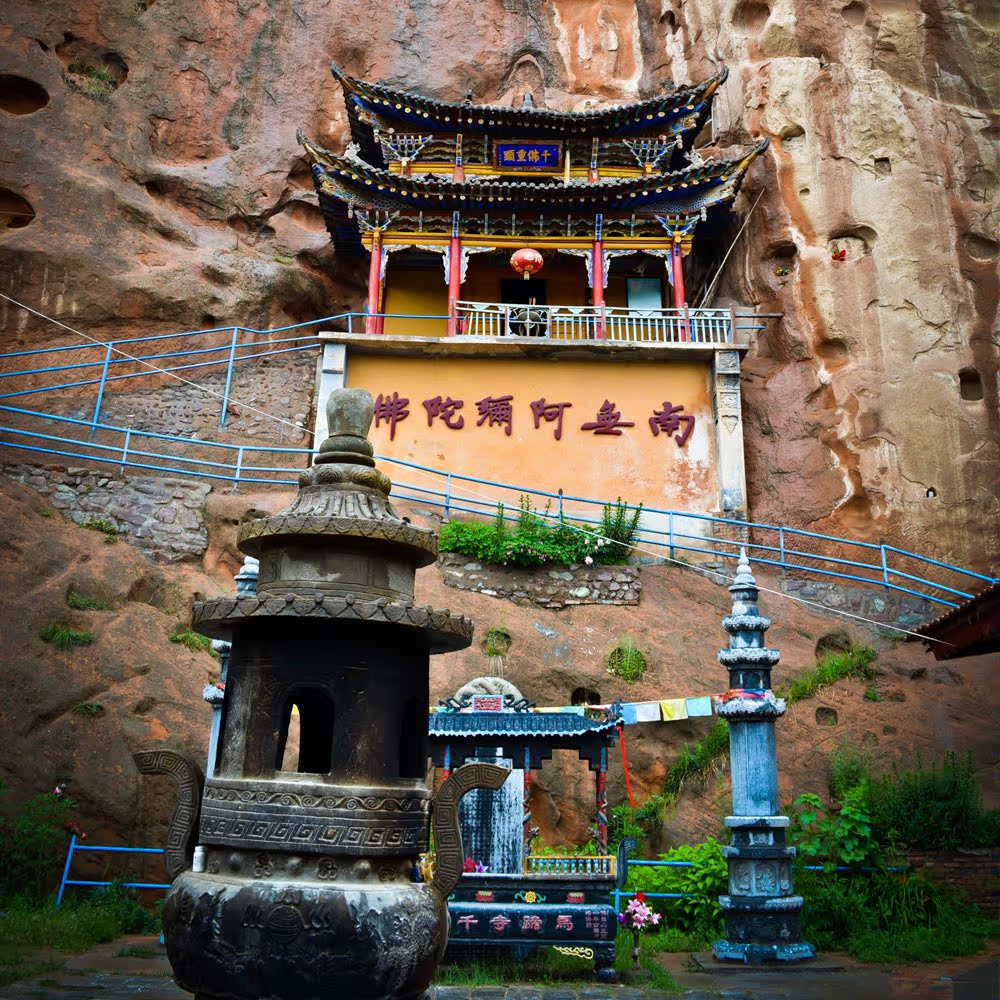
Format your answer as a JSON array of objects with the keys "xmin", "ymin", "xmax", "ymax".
[
  {"xmin": 119, "ymin": 428, "xmax": 131, "ymax": 476},
  {"xmin": 668, "ymin": 511, "xmax": 675, "ymax": 562},
  {"xmin": 89, "ymin": 343, "xmax": 113, "ymax": 440},
  {"xmin": 55, "ymin": 834, "xmax": 77, "ymax": 908},
  {"xmin": 880, "ymin": 543, "xmax": 890, "ymax": 598},
  {"xmin": 232, "ymin": 446, "xmax": 244, "ymax": 494},
  {"xmin": 558, "ymin": 488, "xmax": 564, "ymax": 525},
  {"xmin": 219, "ymin": 327, "xmax": 239, "ymax": 426},
  {"xmin": 779, "ymin": 527, "xmax": 786, "ymax": 577},
  {"xmin": 443, "ymin": 473, "xmax": 452, "ymax": 520}
]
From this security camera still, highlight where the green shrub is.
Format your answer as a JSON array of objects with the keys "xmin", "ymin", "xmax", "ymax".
[
  {"xmin": 0, "ymin": 783, "xmax": 75, "ymax": 902},
  {"xmin": 606, "ymin": 636, "xmax": 647, "ymax": 683},
  {"xmin": 864, "ymin": 751, "xmax": 998, "ymax": 850},
  {"xmin": 625, "ymin": 839, "xmax": 728, "ymax": 937},
  {"xmin": 169, "ymin": 628, "xmax": 215, "ymax": 655},
  {"xmin": 39, "ymin": 624, "xmax": 94, "ymax": 649},
  {"xmin": 789, "ymin": 789, "xmax": 885, "ymax": 870},
  {"xmin": 439, "ymin": 495, "xmax": 640, "ymax": 569},
  {"xmin": 66, "ymin": 591, "xmax": 109, "ymax": 611},
  {"xmin": 781, "ymin": 645, "xmax": 877, "ymax": 703},
  {"xmin": 73, "ymin": 702, "xmax": 103, "ymax": 717},
  {"xmin": 863, "ymin": 686, "xmax": 880, "ymax": 702},
  {"xmin": 598, "ymin": 498, "xmax": 643, "ymax": 563},
  {"xmin": 828, "ymin": 739, "xmax": 873, "ymax": 802}
]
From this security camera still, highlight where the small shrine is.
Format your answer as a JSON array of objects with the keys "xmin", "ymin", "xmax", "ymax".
[
  {"xmin": 302, "ymin": 64, "xmax": 769, "ymax": 535},
  {"xmin": 428, "ymin": 677, "xmax": 626, "ymax": 979}
]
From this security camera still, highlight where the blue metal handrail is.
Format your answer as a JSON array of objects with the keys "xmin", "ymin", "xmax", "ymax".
[
  {"xmin": 0, "ymin": 403, "xmax": 993, "ymax": 612},
  {"xmin": 55, "ymin": 835, "xmax": 171, "ymax": 906}
]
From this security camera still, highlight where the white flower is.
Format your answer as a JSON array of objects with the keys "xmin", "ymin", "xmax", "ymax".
[{"xmin": 585, "ymin": 556, "xmax": 593, "ymax": 565}]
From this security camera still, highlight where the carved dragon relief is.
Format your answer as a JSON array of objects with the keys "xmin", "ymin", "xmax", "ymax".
[
  {"xmin": 430, "ymin": 762, "xmax": 509, "ymax": 900},
  {"xmin": 133, "ymin": 750, "xmax": 205, "ymax": 879}
]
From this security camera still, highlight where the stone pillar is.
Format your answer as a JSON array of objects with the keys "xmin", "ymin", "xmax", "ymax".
[
  {"xmin": 203, "ymin": 557, "xmax": 258, "ymax": 780},
  {"xmin": 312, "ymin": 342, "xmax": 346, "ymax": 447},
  {"xmin": 713, "ymin": 551, "xmax": 815, "ymax": 963},
  {"xmin": 712, "ymin": 349, "xmax": 747, "ymax": 518}
]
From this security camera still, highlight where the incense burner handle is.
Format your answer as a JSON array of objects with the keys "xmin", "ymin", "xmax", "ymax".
[
  {"xmin": 430, "ymin": 762, "xmax": 509, "ymax": 900},
  {"xmin": 133, "ymin": 749, "xmax": 204, "ymax": 879}
]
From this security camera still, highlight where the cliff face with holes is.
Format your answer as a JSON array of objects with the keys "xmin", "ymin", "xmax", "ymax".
[{"xmin": 0, "ymin": 0, "xmax": 997, "ymax": 571}]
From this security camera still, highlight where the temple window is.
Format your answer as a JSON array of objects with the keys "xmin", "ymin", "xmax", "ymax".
[{"xmin": 275, "ymin": 687, "xmax": 336, "ymax": 774}]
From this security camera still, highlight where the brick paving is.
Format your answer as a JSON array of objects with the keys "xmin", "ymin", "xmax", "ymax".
[{"xmin": 2, "ymin": 936, "xmax": 996, "ymax": 1000}]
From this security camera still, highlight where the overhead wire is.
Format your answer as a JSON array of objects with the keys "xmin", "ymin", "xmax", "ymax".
[{"xmin": 0, "ymin": 291, "xmax": 957, "ymax": 645}]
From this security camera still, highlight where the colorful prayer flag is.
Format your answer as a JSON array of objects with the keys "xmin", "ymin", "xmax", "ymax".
[
  {"xmin": 685, "ymin": 696, "xmax": 713, "ymax": 717},
  {"xmin": 659, "ymin": 698, "xmax": 688, "ymax": 721}
]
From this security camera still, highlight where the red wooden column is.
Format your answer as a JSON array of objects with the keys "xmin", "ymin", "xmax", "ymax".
[
  {"xmin": 592, "ymin": 214, "xmax": 605, "ymax": 339},
  {"xmin": 365, "ymin": 227, "xmax": 383, "ymax": 335},
  {"xmin": 447, "ymin": 213, "xmax": 462, "ymax": 336},
  {"xmin": 672, "ymin": 237, "xmax": 690, "ymax": 342},
  {"xmin": 596, "ymin": 746, "xmax": 609, "ymax": 855}
]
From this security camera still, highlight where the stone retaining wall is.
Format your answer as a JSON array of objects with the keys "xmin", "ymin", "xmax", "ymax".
[
  {"xmin": 438, "ymin": 552, "xmax": 640, "ymax": 608},
  {"xmin": 781, "ymin": 577, "xmax": 937, "ymax": 629},
  {"xmin": 3, "ymin": 462, "xmax": 209, "ymax": 563}
]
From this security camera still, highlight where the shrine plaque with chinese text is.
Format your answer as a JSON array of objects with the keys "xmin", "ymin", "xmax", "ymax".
[{"xmin": 494, "ymin": 141, "xmax": 563, "ymax": 170}]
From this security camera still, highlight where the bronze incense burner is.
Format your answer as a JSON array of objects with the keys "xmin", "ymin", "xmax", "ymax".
[{"xmin": 136, "ymin": 388, "xmax": 506, "ymax": 999}]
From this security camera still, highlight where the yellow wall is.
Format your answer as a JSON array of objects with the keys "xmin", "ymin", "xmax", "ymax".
[
  {"xmin": 345, "ymin": 354, "xmax": 718, "ymax": 516},
  {"xmin": 383, "ymin": 265, "xmax": 449, "ymax": 336},
  {"xmin": 463, "ymin": 256, "xmax": 589, "ymax": 307}
]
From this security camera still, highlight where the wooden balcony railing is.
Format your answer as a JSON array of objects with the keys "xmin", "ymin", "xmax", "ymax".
[
  {"xmin": 455, "ymin": 301, "xmax": 742, "ymax": 344},
  {"xmin": 523, "ymin": 854, "xmax": 617, "ymax": 877}
]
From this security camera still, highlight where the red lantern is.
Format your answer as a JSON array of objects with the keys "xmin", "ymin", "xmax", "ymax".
[{"xmin": 510, "ymin": 247, "xmax": 544, "ymax": 281}]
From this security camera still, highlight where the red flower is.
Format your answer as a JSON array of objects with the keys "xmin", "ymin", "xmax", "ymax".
[{"xmin": 635, "ymin": 891, "xmax": 646, "ymax": 902}]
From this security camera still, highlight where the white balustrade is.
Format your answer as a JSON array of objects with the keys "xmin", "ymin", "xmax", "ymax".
[{"xmin": 455, "ymin": 301, "xmax": 735, "ymax": 344}]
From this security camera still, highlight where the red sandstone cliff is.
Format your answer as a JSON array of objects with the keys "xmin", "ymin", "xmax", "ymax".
[{"xmin": 0, "ymin": 0, "xmax": 997, "ymax": 571}]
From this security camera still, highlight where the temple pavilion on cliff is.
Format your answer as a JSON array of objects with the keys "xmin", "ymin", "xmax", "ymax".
[{"xmin": 301, "ymin": 64, "xmax": 768, "ymax": 540}]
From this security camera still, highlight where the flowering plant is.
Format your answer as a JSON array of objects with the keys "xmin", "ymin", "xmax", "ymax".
[{"xmin": 618, "ymin": 893, "xmax": 662, "ymax": 932}]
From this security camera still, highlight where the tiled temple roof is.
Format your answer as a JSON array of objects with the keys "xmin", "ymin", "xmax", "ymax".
[
  {"xmin": 301, "ymin": 133, "xmax": 767, "ymax": 252},
  {"xmin": 333, "ymin": 63, "xmax": 728, "ymax": 165},
  {"xmin": 428, "ymin": 711, "xmax": 621, "ymax": 740}
]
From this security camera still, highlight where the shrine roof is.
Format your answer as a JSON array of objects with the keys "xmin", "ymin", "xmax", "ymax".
[
  {"xmin": 908, "ymin": 582, "xmax": 1000, "ymax": 660},
  {"xmin": 303, "ymin": 135, "xmax": 767, "ymax": 250},
  {"xmin": 333, "ymin": 63, "xmax": 728, "ymax": 162},
  {"xmin": 428, "ymin": 711, "xmax": 621, "ymax": 740}
]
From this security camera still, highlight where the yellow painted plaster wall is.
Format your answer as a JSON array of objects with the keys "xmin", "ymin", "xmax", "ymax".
[
  {"xmin": 345, "ymin": 354, "xmax": 718, "ymax": 517},
  {"xmin": 464, "ymin": 256, "xmax": 589, "ymax": 306},
  {"xmin": 383, "ymin": 265, "xmax": 449, "ymax": 336}
]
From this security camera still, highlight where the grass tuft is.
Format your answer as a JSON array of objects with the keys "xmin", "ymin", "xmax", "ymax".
[
  {"xmin": 169, "ymin": 628, "xmax": 215, "ymax": 656},
  {"xmin": 39, "ymin": 624, "xmax": 94, "ymax": 649},
  {"xmin": 66, "ymin": 591, "xmax": 109, "ymax": 611},
  {"xmin": 780, "ymin": 645, "xmax": 877, "ymax": 704}
]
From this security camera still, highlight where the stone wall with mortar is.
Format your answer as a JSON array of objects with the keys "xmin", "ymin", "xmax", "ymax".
[
  {"xmin": 438, "ymin": 551, "xmax": 640, "ymax": 609},
  {"xmin": 40, "ymin": 349, "xmax": 316, "ymax": 450},
  {"xmin": 780, "ymin": 576, "xmax": 937, "ymax": 630},
  {"xmin": 2, "ymin": 462, "xmax": 209, "ymax": 562}
]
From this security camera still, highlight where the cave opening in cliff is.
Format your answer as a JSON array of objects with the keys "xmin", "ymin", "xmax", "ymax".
[
  {"xmin": 0, "ymin": 75, "xmax": 50, "ymax": 115},
  {"xmin": 0, "ymin": 188, "xmax": 35, "ymax": 230},
  {"xmin": 959, "ymin": 368, "xmax": 984, "ymax": 401}
]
